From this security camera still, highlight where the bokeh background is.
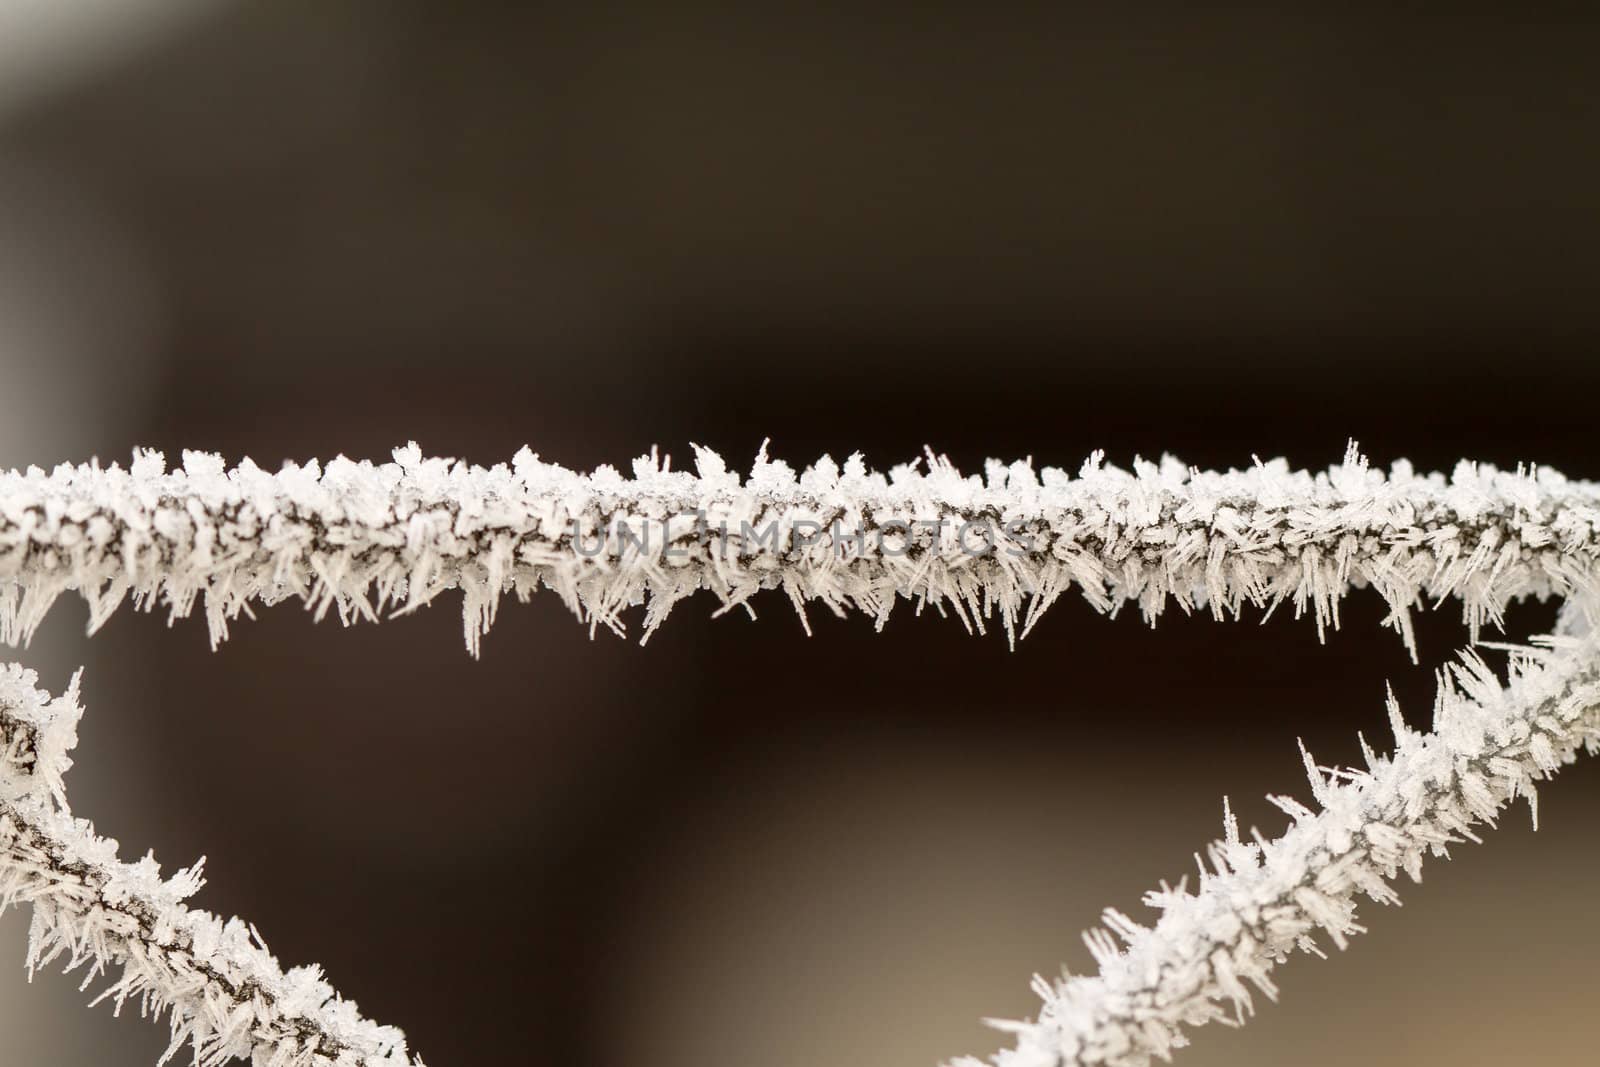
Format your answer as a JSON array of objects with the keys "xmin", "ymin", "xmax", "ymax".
[{"xmin": 3, "ymin": 5, "xmax": 1600, "ymax": 1066}]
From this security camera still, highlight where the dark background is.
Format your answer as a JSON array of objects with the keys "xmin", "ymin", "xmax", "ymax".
[{"xmin": 1, "ymin": 7, "xmax": 1598, "ymax": 1066}]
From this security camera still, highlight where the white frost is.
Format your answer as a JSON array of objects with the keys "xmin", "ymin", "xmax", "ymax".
[
  {"xmin": 0, "ymin": 664, "xmax": 423, "ymax": 1067},
  {"xmin": 3, "ymin": 441, "xmax": 1600, "ymax": 1066},
  {"xmin": 949, "ymin": 635, "xmax": 1600, "ymax": 1066},
  {"xmin": 1, "ymin": 441, "xmax": 1598, "ymax": 655}
]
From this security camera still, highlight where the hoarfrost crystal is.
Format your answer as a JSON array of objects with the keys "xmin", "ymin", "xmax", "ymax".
[
  {"xmin": 0, "ymin": 665, "xmax": 422, "ymax": 1066},
  {"xmin": 948, "ymin": 636, "xmax": 1600, "ymax": 1066},
  {"xmin": 1, "ymin": 441, "xmax": 1599, "ymax": 1066},
  {"xmin": 2, "ymin": 441, "xmax": 1599, "ymax": 656}
]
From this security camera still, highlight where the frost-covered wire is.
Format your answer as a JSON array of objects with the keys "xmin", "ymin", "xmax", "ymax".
[
  {"xmin": 2, "ymin": 441, "xmax": 1600, "ymax": 656},
  {"xmin": 951, "ymin": 633, "xmax": 1600, "ymax": 1067},
  {"xmin": 0, "ymin": 664, "xmax": 422, "ymax": 1067},
  {"xmin": 5, "ymin": 442, "xmax": 1600, "ymax": 1067}
]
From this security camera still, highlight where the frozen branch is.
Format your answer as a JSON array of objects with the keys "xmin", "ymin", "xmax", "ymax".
[
  {"xmin": 952, "ymin": 634, "xmax": 1600, "ymax": 1066},
  {"xmin": 2, "ymin": 441, "xmax": 1598, "ymax": 655},
  {"xmin": 0, "ymin": 663, "xmax": 422, "ymax": 1067}
]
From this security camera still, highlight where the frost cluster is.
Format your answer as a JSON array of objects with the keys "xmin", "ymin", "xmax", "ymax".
[
  {"xmin": 1, "ymin": 441, "xmax": 1598, "ymax": 656},
  {"xmin": 1, "ymin": 442, "xmax": 1599, "ymax": 1066},
  {"xmin": 951, "ymin": 635, "xmax": 1600, "ymax": 1066},
  {"xmin": 0, "ymin": 665, "xmax": 422, "ymax": 1066}
]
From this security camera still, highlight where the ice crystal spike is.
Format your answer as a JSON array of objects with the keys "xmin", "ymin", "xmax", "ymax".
[{"xmin": 0, "ymin": 443, "xmax": 1598, "ymax": 656}]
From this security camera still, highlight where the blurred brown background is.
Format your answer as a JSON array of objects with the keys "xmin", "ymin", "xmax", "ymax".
[{"xmin": 2, "ymin": 5, "xmax": 1600, "ymax": 1066}]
